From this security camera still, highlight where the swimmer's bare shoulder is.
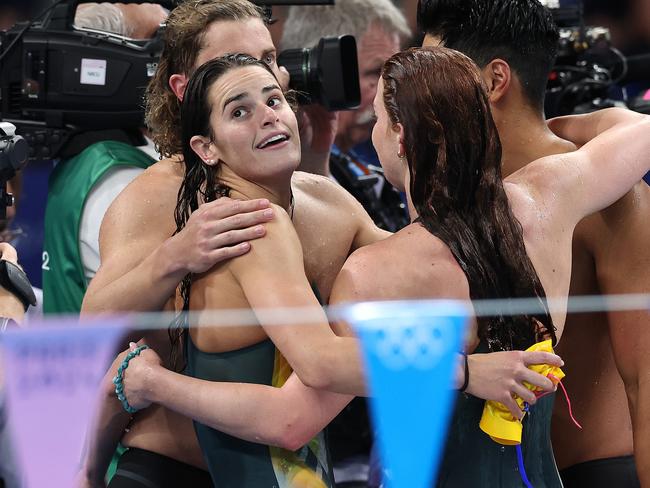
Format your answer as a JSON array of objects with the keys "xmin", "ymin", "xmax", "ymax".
[
  {"xmin": 331, "ymin": 222, "xmax": 468, "ymax": 304},
  {"xmin": 292, "ymin": 171, "xmax": 390, "ymax": 249},
  {"xmin": 226, "ymin": 203, "xmax": 319, "ymax": 315},
  {"xmin": 82, "ymin": 157, "xmax": 185, "ymax": 314},
  {"xmin": 501, "ymin": 181, "xmax": 540, "ymax": 238},
  {"xmin": 99, "ymin": 156, "xmax": 184, "ymax": 259},
  {"xmin": 291, "ymin": 171, "xmax": 349, "ymax": 204},
  {"xmin": 228, "ymin": 203, "xmax": 301, "ymax": 272}
]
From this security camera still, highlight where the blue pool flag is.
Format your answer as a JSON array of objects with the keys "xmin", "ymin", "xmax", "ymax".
[{"xmin": 345, "ymin": 300, "xmax": 469, "ymax": 488}]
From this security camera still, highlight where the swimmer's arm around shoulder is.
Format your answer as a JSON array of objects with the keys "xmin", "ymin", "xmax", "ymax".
[
  {"xmin": 82, "ymin": 172, "xmax": 273, "ymax": 314},
  {"xmin": 230, "ymin": 208, "xmax": 367, "ymax": 396},
  {"xmin": 330, "ymin": 245, "xmax": 562, "ymax": 418},
  {"xmin": 146, "ymin": 366, "xmax": 352, "ymax": 451},
  {"xmin": 345, "ymin": 189, "xmax": 392, "ymax": 251},
  {"xmin": 313, "ymin": 175, "xmax": 390, "ymax": 251},
  {"xmin": 516, "ymin": 108, "xmax": 650, "ymax": 227},
  {"xmin": 547, "ymin": 107, "xmax": 647, "ymax": 147}
]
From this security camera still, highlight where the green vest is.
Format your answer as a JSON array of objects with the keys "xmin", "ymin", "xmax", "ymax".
[{"xmin": 42, "ymin": 141, "xmax": 155, "ymax": 315}]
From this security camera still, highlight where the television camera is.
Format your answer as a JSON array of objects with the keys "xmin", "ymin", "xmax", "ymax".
[
  {"xmin": 542, "ymin": 0, "xmax": 650, "ymax": 116},
  {"xmin": 0, "ymin": 0, "xmax": 360, "ymax": 161}
]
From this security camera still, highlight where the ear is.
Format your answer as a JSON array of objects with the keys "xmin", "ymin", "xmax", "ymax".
[
  {"xmin": 395, "ymin": 122, "xmax": 405, "ymax": 139},
  {"xmin": 395, "ymin": 122, "xmax": 406, "ymax": 158},
  {"xmin": 480, "ymin": 59, "xmax": 511, "ymax": 104},
  {"xmin": 393, "ymin": 122, "xmax": 406, "ymax": 154},
  {"xmin": 169, "ymin": 73, "xmax": 189, "ymax": 102},
  {"xmin": 189, "ymin": 135, "xmax": 220, "ymax": 166}
]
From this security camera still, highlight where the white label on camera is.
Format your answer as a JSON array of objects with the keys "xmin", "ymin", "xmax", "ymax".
[{"xmin": 80, "ymin": 58, "xmax": 107, "ymax": 85}]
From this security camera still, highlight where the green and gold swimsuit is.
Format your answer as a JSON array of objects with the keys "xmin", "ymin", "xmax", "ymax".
[{"xmin": 186, "ymin": 336, "xmax": 333, "ymax": 488}]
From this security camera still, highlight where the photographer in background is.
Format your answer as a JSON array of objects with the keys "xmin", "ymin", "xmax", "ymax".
[{"xmin": 281, "ymin": 0, "xmax": 411, "ymax": 232}]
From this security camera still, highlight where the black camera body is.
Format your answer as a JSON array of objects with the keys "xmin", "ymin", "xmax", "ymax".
[
  {"xmin": 1, "ymin": 0, "xmax": 164, "ymax": 160},
  {"xmin": 0, "ymin": 0, "xmax": 360, "ymax": 161},
  {"xmin": 279, "ymin": 35, "xmax": 360, "ymax": 110},
  {"xmin": 543, "ymin": 0, "xmax": 650, "ymax": 116}
]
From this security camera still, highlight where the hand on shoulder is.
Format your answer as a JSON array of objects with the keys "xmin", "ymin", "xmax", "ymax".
[{"xmin": 171, "ymin": 197, "xmax": 276, "ymax": 275}]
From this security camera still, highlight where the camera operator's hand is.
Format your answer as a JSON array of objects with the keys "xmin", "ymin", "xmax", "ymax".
[
  {"xmin": 116, "ymin": 3, "xmax": 167, "ymax": 39},
  {"xmin": 0, "ymin": 243, "xmax": 25, "ymax": 324},
  {"xmin": 76, "ymin": 2, "xmax": 168, "ymax": 39},
  {"xmin": 297, "ymin": 105, "xmax": 339, "ymax": 176}
]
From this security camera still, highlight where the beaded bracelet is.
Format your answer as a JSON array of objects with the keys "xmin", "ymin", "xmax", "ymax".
[{"xmin": 113, "ymin": 345, "xmax": 150, "ymax": 414}]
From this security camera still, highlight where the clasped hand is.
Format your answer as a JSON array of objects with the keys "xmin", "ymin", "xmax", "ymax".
[
  {"xmin": 117, "ymin": 342, "xmax": 163, "ymax": 411},
  {"xmin": 467, "ymin": 349, "xmax": 563, "ymax": 419}
]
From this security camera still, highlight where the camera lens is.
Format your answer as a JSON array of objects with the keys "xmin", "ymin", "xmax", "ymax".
[{"xmin": 278, "ymin": 35, "xmax": 360, "ymax": 111}]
